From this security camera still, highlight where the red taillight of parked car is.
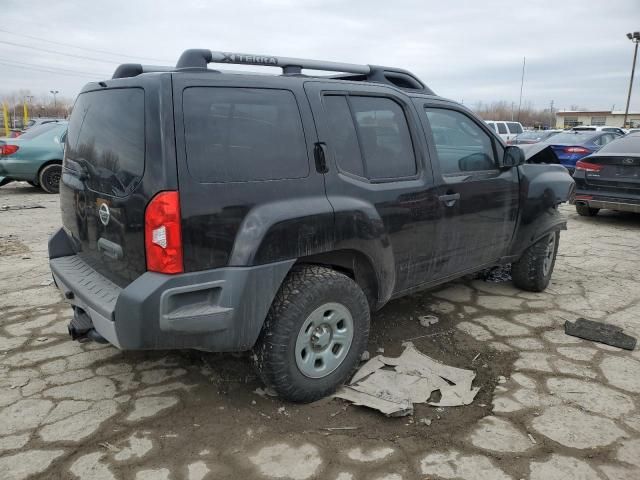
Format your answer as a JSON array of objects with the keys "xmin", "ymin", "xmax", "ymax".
[
  {"xmin": 144, "ymin": 191, "xmax": 183, "ymax": 274},
  {"xmin": 575, "ymin": 160, "xmax": 603, "ymax": 173},
  {"xmin": 0, "ymin": 144, "xmax": 19, "ymax": 156},
  {"xmin": 563, "ymin": 146, "xmax": 590, "ymax": 154}
]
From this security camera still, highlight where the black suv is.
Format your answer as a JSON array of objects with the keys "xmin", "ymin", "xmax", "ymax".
[{"xmin": 49, "ymin": 49, "xmax": 574, "ymax": 402}]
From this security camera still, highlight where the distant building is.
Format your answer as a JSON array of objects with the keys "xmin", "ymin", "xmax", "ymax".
[{"xmin": 555, "ymin": 110, "xmax": 640, "ymax": 129}]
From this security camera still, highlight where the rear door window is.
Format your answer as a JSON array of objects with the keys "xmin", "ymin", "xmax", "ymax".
[
  {"xmin": 349, "ymin": 96, "xmax": 417, "ymax": 179},
  {"xmin": 66, "ymin": 88, "xmax": 145, "ymax": 197},
  {"xmin": 183, "ymin": 87, "xmax": 309, "ymax": 183},
  {"xmin": 322, "ymin": 95, "xmax": 364, "ymax": 177},
  {"xmin": 506, "ymin": 122, "xmax": 523, "ymax": 134},
  {"xmin": 497, "ymin": 122, "xmax": 508, "ymax": 134}
]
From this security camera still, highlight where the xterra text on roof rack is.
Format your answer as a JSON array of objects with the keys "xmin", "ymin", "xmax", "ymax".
[{"xmin": 49, "ymin": 49, "xmax": 575, "ymax": 402}]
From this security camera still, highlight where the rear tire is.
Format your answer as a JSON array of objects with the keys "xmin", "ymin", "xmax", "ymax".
[
  {"xmin": 38, "ymin": 163, "xmax": 62, "ymax": 194},
  {"xmin": 253, "ymin": 265, "xmax": 370, "ymax": 403},
  {"xmin": 512, "ymin": 231, "xmax": 559, "ymax": 292},
  {"xmin": 576, "ymin": 204, "xmax": 599, "ymax": 216}
]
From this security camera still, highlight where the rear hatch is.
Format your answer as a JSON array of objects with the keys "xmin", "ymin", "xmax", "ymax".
[
  {"xmin": 583, "ymin": 155, "xmax": 640, "ymax": 192},
  {"xmin": 60, "ymin": 85, "xmax": 156, "ymax": 287}
]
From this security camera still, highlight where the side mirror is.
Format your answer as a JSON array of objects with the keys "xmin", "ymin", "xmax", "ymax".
[{"xmin": 501, "ymin": 146, "xmax": 525, "ymax": 168}]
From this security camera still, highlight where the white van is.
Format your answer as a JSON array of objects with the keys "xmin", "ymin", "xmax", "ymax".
[{"xmin": 485, "ymin": 121, "xmax": 524, "ymax": 143}]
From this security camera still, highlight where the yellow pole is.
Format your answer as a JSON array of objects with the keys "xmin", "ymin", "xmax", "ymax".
[
  {"xmin": 23, "ymin": 101, "xmax": 28, "ymax": 127},
  {"xmin": 2, "ymin": 103, "xmax": 10, "ymax": 137}
]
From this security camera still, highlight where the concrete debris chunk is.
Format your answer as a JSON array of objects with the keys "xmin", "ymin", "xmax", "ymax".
[{"xmin": 335, "ymin": 345, "xmax": 480, "ymax": 416}]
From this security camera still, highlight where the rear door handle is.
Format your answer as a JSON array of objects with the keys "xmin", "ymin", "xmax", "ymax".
[{"xmin": 438, "ymin": 192, "xmax": 460, "ymax": 207}]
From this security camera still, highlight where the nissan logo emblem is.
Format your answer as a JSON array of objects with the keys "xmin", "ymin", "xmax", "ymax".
[{"xmin": 99, "ymin": 203, "xmax": 110, "ymax": 226}]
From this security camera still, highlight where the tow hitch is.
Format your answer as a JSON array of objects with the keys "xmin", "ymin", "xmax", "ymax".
[{"xmin": 68, "ymin": 307, "xmax": 108, "ymax": 344}]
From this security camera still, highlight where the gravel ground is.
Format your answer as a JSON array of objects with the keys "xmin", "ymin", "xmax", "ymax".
[{"xmin": 1, "ymin": 181, "xmax": 639, "ymax": 480}]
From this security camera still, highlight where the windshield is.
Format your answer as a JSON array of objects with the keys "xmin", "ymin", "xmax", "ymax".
[
  {"xmin": 546, "ymin": 132, "xmax": 595, "ymax": 144},
  {"xmin": 19, "ymin": 123, "xmax": 61, "ymax": 140}
]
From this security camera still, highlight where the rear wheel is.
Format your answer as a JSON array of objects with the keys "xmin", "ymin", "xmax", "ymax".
[
  {"xmin": 512, "ymin": 231, "xmax": 559, "ymax": 292},
  {"xmin": 576, "ymin": 204, "xmax": 599, "ymax": 216},
  {"xmin": 38, "ymin": 163, "xmax": 62, "ymax": 194},
  {"xmin": 253, "ymin": 265, "xmax": 370, "ymax": 403}
]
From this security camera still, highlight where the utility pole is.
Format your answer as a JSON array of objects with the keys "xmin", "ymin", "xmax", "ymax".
[
  {"xmin": 517, "ymin": 56, "xmax": 526, "ymax": 122},
  {"xmin": 549, "ymin": 100, "xmax": 554, "ymax": 129},
  {"xmin": 623, "ymin": 32, "xmax": 639, "ymax": 129},
  {"xmin": 50, "ymin": 90, "xmax": 59, "ymax": 110}
]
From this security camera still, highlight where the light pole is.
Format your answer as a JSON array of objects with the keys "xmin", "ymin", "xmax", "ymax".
[
  {"xmin": 623, "ymin": 32, "xmax": 640, "ymax": 129},
  {"xmin": 50, "ymin": 90, "xmax": 59, "ymax": 110}
]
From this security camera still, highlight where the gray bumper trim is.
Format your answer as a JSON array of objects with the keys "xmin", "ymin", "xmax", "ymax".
[
  {"xmin": 581, "ymin": 199, "xmax": 640, "ymax": 213},
  {"xmin": 49, "ymin": 229, "xmax": 294, "ymax": 351}
]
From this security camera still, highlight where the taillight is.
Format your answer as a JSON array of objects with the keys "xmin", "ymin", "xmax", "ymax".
[
  {"xmin": 144, "ymin": 191, "xmax": 183, "ymax": 274},
  {"xmin": 563, "ymin": 146, "xmax": 590, "ymax": 154},
  {"xmin": 575, "ymin": 160, "xmax": 603, "ymax": 173},
  {"xmin": 0, "ymin": 144, "xmax": 19, "ymax": 156}
]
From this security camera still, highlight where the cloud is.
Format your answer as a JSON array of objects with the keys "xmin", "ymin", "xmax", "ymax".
[{"xmin": 0, "ymin": 0, "xmax": 638, "ymax": 110}]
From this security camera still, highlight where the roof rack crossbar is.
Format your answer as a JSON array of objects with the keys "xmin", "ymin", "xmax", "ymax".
[
  {"xmin": 112, "ymin": 64, "xmax": 174, "ymax": 79},
  {"xmin": 176, "ymin": 49, "xmax": 371, "ymax": 75}
]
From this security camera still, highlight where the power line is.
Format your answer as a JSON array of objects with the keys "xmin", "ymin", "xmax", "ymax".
[
  {"xmin": 0, "ymin": 39, "xmax": 131, "ymax": 64},
  {"xmin": 0, "ymin": 57, "xmax": 109, "ymax": 77},
  {"xmin": 0, "ymin": 60, "xmax": 106, "ymax": 79},
  {"xmin": 0, "ymin": 27, "xmax": 171, "ymax": 63}
]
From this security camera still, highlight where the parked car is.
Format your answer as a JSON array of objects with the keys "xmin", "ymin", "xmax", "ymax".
[
  {"xmin": 485, "ymin": 121, "xmax": 524, "ymax": 142},
  {"xmin": 24, "ymin": 117, "xmax": 65, "ymax": 130},
  {"xmin": 572, "ymin": 125, "xmax": 626, "ymax": 136},
  {"xmin": 627, "ymin": 128, "xmax": 640, "ymax": 134},
  {"xmin": 512, "ymin": 129, "xmax": 562, "ymax": 145},
  {"xmin": 0, "ymin": 122, "xmax": 67, "ymax": 193},
  {"xmin": 524, "ymin": 131, "xmax": 622, "ymax": 174},
  {"xmin": 571, "ymin": 132, "xmax": 640, "ymax": 216},
  {"xmin": 48, "ymin": 49, "xmax": 574, "ymax": 402}
]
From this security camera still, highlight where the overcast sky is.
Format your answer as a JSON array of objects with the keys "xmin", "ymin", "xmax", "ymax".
[{"xmin": 1, "ymin": 0, "xmax": 639, "ymax": 111}]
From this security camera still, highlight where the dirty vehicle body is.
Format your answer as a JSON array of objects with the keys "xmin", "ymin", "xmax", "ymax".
[
  {"xmin": 0, "ymin": 122, "xmax": 67, "ymax": 193},
  {"xmin": 571, "ymin": 132, "xmax": 640, "ymax": 216},
  {"xmin": 49, "ymin": 50, "xmax": 574, "ymax": 402}
]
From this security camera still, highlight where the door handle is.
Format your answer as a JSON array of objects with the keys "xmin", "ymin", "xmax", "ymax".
[
  {"xmin": 313, "ymin": 142, "xmax": 329, "ymax": 173},
  {"xmin": 438, "ymin": 192, "xmax": 460, "ymax": 207}
]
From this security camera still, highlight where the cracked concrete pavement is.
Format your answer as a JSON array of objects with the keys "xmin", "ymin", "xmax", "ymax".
[{"xmin": 1, "ymin": 181, "xmax": 639, "ymax": 480}]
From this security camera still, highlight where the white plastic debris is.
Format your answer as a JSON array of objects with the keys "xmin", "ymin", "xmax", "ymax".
[
  {"xmin": 335, "ymin": 345, "xmax": 480, "ymax": 417},
  {"xmin": 419, "ymin": 315, "xmax": 439, "ymax": 327}
]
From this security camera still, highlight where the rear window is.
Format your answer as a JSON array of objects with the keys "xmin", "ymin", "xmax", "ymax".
[
  {"xmin": 66, "ymin": 88, "xmax": 145, "ymax": 197},
  {"xmin": 506, "ymin": 122, "xmax": 523, "ymax": 134},
  {"xmin": 183, "ymin": 87, "xmax": 308, "ymax": 183},
  {"xmin": 19, "ymin": 123, "xmax": 60, "ymax": 140}
]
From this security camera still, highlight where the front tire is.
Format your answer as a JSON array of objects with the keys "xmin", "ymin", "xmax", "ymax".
[
  {"xmin": 512, "ymin": 231, "xmax": 559, "ymax": 292},
  {"xmin": 253, "ymin": 265, "xmax": 370, "ymax": 403},
  {"xmin": 576, "ymin": 204, "xmax": 599, "ymax": 216},
  {"xmin": 38, "ymin": 163, "xmax": 62, "ymax": 194}
]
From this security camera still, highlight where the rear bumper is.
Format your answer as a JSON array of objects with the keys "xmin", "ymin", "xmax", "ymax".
[
  {"xmin": 571, "ymin": 189, "xmax": 640, "ymax": 214},
  {"xmin": 48, "ymin": 228, "xmax": 294, "ymax": 352}
]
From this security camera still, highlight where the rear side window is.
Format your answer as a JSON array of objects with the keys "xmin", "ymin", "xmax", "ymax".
[
  {"xmin": 183, "ymin": 88, "xmax": 308, "ymax": 183},
  {"xmin": 322, "ymin": 96, "xmax": 364, "ymax": 177},
  {"xmin": 506, "ymin": 122, "xmax": 523, "ymax": 134},
  {"xmin": 350, "ymin": 96, "xmax": 416, "ymax": 179},
  {"xmin": 66, "ymin": 88, "xmax": 145, "ymax": 197},
  {"xmin": 497, "ymin": 123, "xmax": 508, "ymax": 134}
]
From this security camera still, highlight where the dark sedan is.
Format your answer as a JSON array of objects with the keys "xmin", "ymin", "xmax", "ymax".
[{"xmin": 571, "ymin": 132, "xmax": 640, "ymax": 216}]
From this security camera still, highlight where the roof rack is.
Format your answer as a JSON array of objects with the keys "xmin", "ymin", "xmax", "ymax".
[{"xmin": 113, "ymin": 49, "xmax": 434, "ymax": 94}]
